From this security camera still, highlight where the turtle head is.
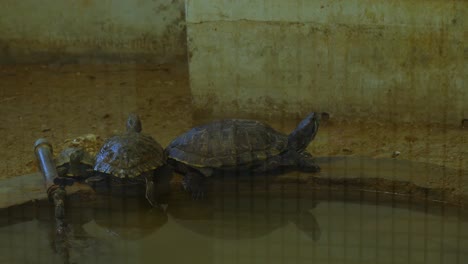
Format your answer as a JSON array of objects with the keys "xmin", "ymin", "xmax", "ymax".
[
  {"xmin": 126, "ymin": 113, "xmax": 142, "ymax": 133},
  {"xmin": 69, "ymin": 149, "xmax": 83, "ymax": 164},
  {"xmin": 287, "ymin": 112, "xmax": 319, "ymax": 152},
  {"xmin": 68, "ymin": 148, "xmax": 85, "ymax": 176}
]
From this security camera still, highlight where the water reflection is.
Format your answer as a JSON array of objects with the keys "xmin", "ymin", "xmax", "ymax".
[
  {"xmin": 0, "ymin": 196, "xmax": 167, "ymax": 264},
  {"xmin": 168, "ymin": 195, "xmax": 321, "ymax": 241},
  {"xmin": 1, "ymin": 176, "xmax": 468, "ymax": 263}
]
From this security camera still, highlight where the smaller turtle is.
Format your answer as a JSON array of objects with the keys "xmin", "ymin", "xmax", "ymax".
[
  {"xmin": 166, "ymin": 112, "xmax": 321, "ymax": 199},
  {"xmin": 55, "ymin": 147, "xmax": 95, "ymax": 181},
  {"xmin": 93, "ymin": 113, "xmax": 168, "ymax": 207}
]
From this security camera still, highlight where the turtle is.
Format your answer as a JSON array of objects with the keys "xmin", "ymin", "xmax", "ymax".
[
  {"xmin": 165, "ymin": 112, "xmax": 321, "ymax": 198},
  {"xmin": 93, "ymin": 113, "xmax": 167, "ymax": 207},
  {"xmin": 54, "ymin": 147, "xmax": 95, "ymax": 185}
]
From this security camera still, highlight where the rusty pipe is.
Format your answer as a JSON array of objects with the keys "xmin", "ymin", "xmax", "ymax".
[{"xmin": 34, "ymin": 138, "xmax": 67, "ymax": 233}]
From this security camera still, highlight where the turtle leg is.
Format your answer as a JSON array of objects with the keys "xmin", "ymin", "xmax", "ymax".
[
  {"xmin": 253, "ymin": 156, "xmax": 283, "ymax": 173},
  {"xmin": 56, "ymin": 166, "xmax": 68, "ymax": 177},
  {"xmin": 292, "ymin": 210, "xmax": 321, "ymax": 241},
  {"xmin": 297, "ymin": 151, "xmax": 320, "ymax": 172},
  {"xmin": 183, "ymin": 170, "xmax": 210, "ymax": 200},
  {"xmin": 85, "ymin": 175, "xmax": 106, "ymax": 184},
  {"xmin": 144, "ymin": 172, "xmax": 157, "ymax": 207},
  {"xmin": 154, "ymin": 165, "xmax": 173, "ymax": 197}
]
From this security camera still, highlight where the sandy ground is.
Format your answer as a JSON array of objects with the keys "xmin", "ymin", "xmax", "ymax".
[{"xmin": 0, "ymin": 63, "xmax": 466, "ymax": 179}]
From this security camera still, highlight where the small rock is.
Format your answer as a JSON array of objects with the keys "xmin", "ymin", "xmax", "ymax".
[
  {"xmin": 84, "ymin": 134, "xmax": 99, "ymax": 141},
  {"xmin": 41, "ymin": 124, "xmax": 50, "ymax": 132},
  {"xmin": 461, "ymin": 119, "xmax": 468, "ymax": 128},
  {"xmin": 404, "ymin": 135, "xmax": 418, "ymax": 142},
  {"xmin": 392, "ymin": 151, "xmax": 401, "ymax": 158},
  {"xmin": 71, "ymin": 138, "xmax": 82, "ymax": 145},
  {"xmin": 320, "ymin": 112, "xmax": 330, "ymax": 122},
  {"xmin": 342, "ymin": 148, "xmax": 352, "ymax": 154}
]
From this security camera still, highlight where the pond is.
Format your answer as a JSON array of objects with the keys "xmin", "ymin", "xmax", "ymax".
[{"xmin": 1, "ymin": 185, "xmax": 467, "ymax": 264}]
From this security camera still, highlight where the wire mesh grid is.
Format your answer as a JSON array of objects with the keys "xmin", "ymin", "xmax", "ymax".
[{"xmin": 0, "ymin": 1, "xmax": 467, "ymax": 263}]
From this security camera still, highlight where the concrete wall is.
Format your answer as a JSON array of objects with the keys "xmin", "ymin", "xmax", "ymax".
[
  {"xmin": 0, "ymin": 0, "xmax": 186, "ymax": 64},
  {"xmin": 186, "ymin": 0, "xmax": 466, "ymax": 125}
]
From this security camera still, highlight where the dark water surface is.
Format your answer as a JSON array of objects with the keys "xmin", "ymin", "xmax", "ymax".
[{"xmin": 0, "ymin": 189, "xmax": 467, "ymax": 264}]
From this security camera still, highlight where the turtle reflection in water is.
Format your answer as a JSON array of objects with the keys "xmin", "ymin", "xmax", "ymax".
[
  {"xmin": 0, "ymin": 196, "xmax": 168, "ymax": 263},
  {"xmin": 168, "ymin": 196, "xmax": 321, "ymax": 241},
  {"xmin": 93, "ymin": 113, "xmax": 171, "ymax": 207},
  {"xmin": 166, "ymin": 112, "xmax": 321, "ymax": 198}
]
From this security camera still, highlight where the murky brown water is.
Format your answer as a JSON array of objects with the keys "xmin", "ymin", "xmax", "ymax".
[{"xmin": 1, "ymin": 189, "xmax": 467, "ymax": 264}]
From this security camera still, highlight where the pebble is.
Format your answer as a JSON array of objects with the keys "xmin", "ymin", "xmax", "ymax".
[
  {"xmin": 462, "ymin": 119, "xmax": 468, "ymax": 128},
  {"xmin": 342, "ymin": 148, "xmax": 352, "ymax": 154},
  {"xmin": 321, "ymin": 112, "xmax": 330, "ymax": 122},
  {"xmin": 41, "ymin": 124, "xmax": 50, "ymax": 132}
]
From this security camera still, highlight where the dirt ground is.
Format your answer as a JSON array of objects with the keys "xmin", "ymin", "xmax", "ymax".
[{"xmin": 0, "ymin": 63, "xmax": 466, "ymax": 179}]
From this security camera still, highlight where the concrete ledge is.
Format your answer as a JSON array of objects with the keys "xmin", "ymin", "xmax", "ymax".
[
  {"xmin": 0, "ymin": 173, "xmax": 94, "ymax": 209},
  {"xmin": 1, "ymin": 157, "xmax": 466, "ymax": 210}
]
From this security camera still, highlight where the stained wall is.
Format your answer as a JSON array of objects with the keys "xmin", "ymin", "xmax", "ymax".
[
  {"xmin": 0, "ymin": 0, "xmax": 186, "ymax": 64},
  {"xmin": 186, "ymin": 0, "xmax": 466, "ymax": 124}
]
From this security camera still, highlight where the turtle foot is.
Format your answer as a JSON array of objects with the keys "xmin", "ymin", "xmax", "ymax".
[
  {"xmin": 145, "ymin": 175, "xmax": 158, "ymax": 207},
  {"xmin": 53, "ymin": 177, "xmax": 75, "ymax": 186},
  {"xmin": 298, "ymin": 152, "xmax": 321, "ymax": 173},
  {"xmin": 301, "ymin": 163, "xmax": 321, "ymax": 173},
  {"xmin": 85, "ymin": 175, "xmax": 106, "ymax": 184},
  {"xmin": 183, "ymin": 172, "xmax": 206, "ymax": 200}
]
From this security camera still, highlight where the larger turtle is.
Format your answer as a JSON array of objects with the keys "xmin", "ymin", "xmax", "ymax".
[
  {"xmin": 166, "ymin": 112, "xmax": 321, "ymax": 198},
  {"xmin": 94, "ymin": 113, "xmax": 167, "ymax": 207}
]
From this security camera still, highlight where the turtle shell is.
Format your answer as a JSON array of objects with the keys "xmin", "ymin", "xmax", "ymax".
[
  {"xmin": 166, "ymin": 119, "xmax": 288, "ymax": 168},
  {"xmin": 94, "ymin": 132, "xmax": 165, "ymax": 178},
  {"xmin": 55, "ymin": 147, "xmax": 95, "ymax": 167},
  {"xmin": 54, "ymin": 147, "xmax": 95, "ymax": 178}
]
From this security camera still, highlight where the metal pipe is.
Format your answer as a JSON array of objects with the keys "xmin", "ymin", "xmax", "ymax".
[
  {"xmin": 34, "ymin": 138, "xmax": 59, "ymax": 194},
  {"xmin": 34, "ymin": 138, "xmax": 67, "ymax": 234}
]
